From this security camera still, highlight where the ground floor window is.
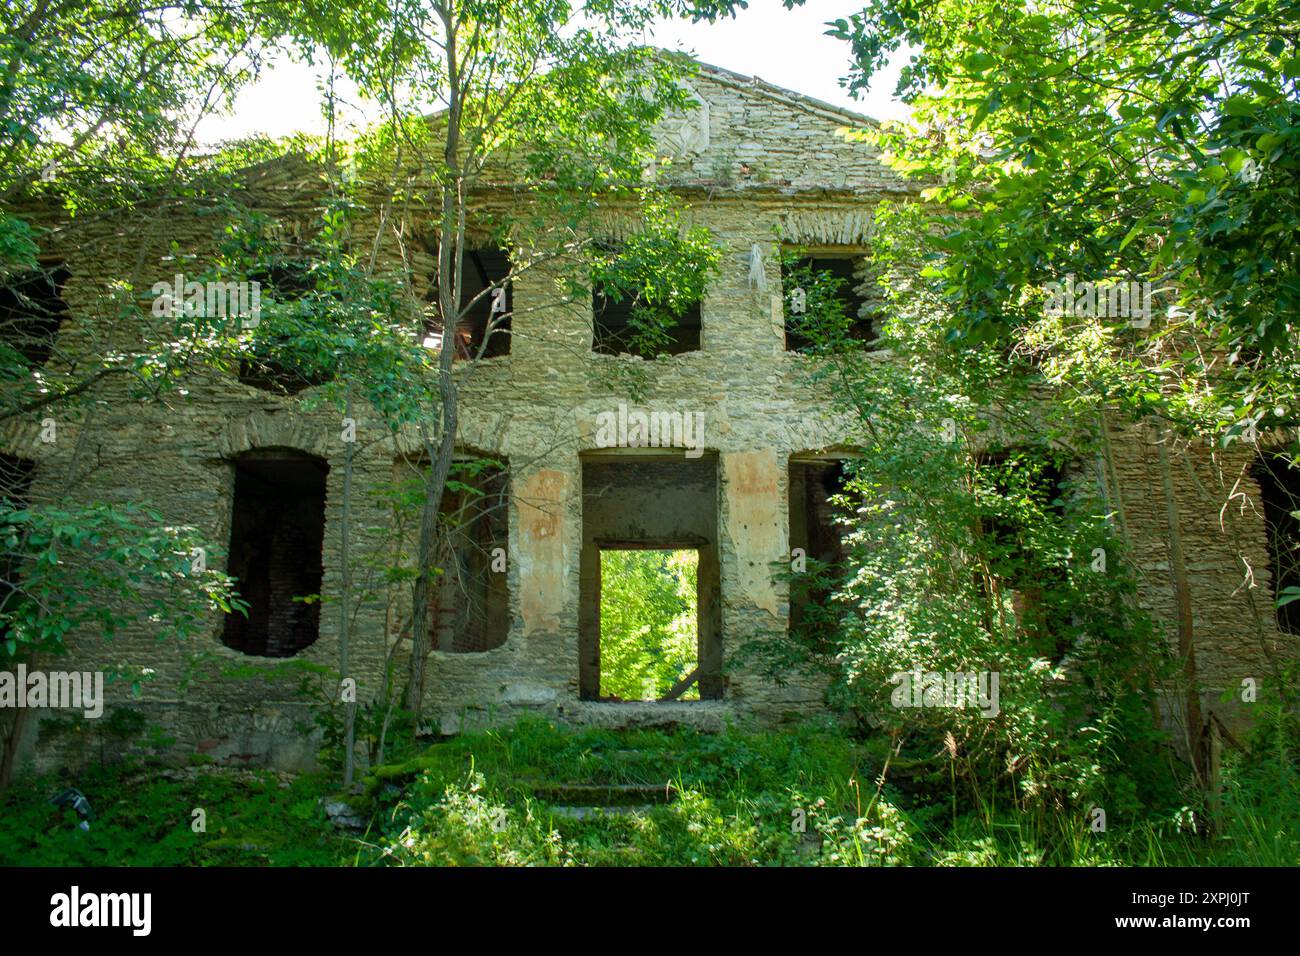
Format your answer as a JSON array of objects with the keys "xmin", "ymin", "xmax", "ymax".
[
  {"xmin": 1254, "ymin": 452, "xmax": 1300, "ymax": 634},
  {"xmin": 221, "ymin": 449, "xmax": 328, "ymax": 657},
  {"xmin": 429, "ymin": 456, "xmax": 509, "ymax": 653}
]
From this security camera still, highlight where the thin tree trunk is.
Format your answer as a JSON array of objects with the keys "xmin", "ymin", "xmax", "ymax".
[
  {"xmin": 339, "ymin": 392, "xmax": 356, "ymax": 787},
  {"xmin": 405, "ymin": 5, "xmax": 465, "ymax": 720},
  {"xmin": 1157, "ymin": 428, "xmax": 1205, "ymax": 787},
  {"xmin": 0, "ymin": 646, "xmax": 41, "ymax": 788},
  {"xmin": 405, "ymin": 409, "xmax": 458, "ymax": 718},
  {"xmin": 0, "ymin": 703, "xmax": 31, "ymax": 789}
]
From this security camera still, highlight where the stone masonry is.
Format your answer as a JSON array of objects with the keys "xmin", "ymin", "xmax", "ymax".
[{"xmin": 3, "ymin": 61, "xmax": 1294, "ymax": 774}]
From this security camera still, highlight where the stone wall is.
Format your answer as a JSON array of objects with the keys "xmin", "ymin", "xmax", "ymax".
[
  {"xmin": 1104, "ymin": 422, "xmax": 1295, "ymax": 735},
  {"xmin": 3, "ymin": 64, "xmax": 1293, "ymax": 774}
]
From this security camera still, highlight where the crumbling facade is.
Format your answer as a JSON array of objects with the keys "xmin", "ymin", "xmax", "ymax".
[{"xmin": 3, "ymin": 62, "xmax": 1294, "ymax": 773}]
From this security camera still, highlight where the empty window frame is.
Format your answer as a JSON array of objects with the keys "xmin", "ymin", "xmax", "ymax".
[
  {"xmin": 0, "ymin": 455, "xmax": 36, "ymax": 645},
  {"xmin": 787, "ymin": 458, "xmax": 849, "ymax": 640},
  {"xmin": 222, "ymin": 450, "xmax": 328, "ymax": 657},
  {"xmin": 592, "ymin": 290, "xmax": 702, "ymax": 356},
  {"xmin": 1254, "ymin": 452, "xmax": 1300, "ymax": 634},
  {"xmin": 238, "ymin": 261, "xmax": 334, "ymax": 395},
  {"xmin": 423, "ymin": 247, "xmax": 512, "ymax": 359},
  {"xmin": 0, "ymin": 264, "xmax": 70, "ymax": 369},
  {"xmin": 781, "ymin": 250, "xmax": 878, "ymax": 352},
  {"xmin": 591, "ymin": 240, "xmax": 702, "ymax": 356},
  {"xmin": 975, "ymin": 449, "xmax": 1070, "ymax": 659},
  {"xmin": 428, "ymin": 456, "xmax": 510, "ymax": 653}
]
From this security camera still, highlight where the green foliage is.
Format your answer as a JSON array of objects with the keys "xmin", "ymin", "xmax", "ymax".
[
  {"xmin": 1, "ymin": 0, "xmax": 731, "ymax": 770},
  {"xmin": 0, "ymin": 0, "xmax": 271, "ymax": 206},
  {"xmin": 779, "ymin": 250, "xmax": 858, "ymax": 354},
  {"xmin": 195, "ymin": 201, "xmax": 438, "ymax": 421},
  {"xmin": 3, "ymin": 716, "xmax": 1294, "ymax": 865},
  {"xmin": 589, "ymin": 190, "xmax": 721, "ymax": 357},
  {"xmin": 838, "ymin": 0, "xmax": 1300, "ymax": 442},
  {"xmin": 916, "ymin": 693, "xmax": 1300, "ymax": 866},
  {"xmin": 0, "ymin": 503, "xmax": 243, "ymax": 662},
  {"xmin": 381, "ymin": 771, "xmax": 570, "ymax": 866},
  {"xmin": 1195, "ymin": 676, "xmax": 1300, "ymax": 865},
  {"xmin": 0, "ymin": 762, "xmax": 351, "ymax": 866},
  {"xmin": 368, "ymin": 718, "xmax": 889, "ymax": 866},
  {"xmin": 742, "ymin": 202, "xmax": 1184, "ymax": 846},
  {"xmin": 598, "ymin": 549, "xmax": 698, "ymax": 700},
  {"xmin": 0, "ymin": 214, "xmax": 38, "ymax": 272},
  {"xmin": 0, "ymin": 2, "xmax": 309, "ymax": 731}
]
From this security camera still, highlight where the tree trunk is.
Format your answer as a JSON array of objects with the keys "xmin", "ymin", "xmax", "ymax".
[
  {"xmin": 1157, "ymin": 428, "xmax": 1206, "ymax": 787},
  {"xmin": 0, "ymin": 705, "xmax": 30, "ymax": 789},
  {"xmin": 339, "ymin": 392, "xmax": 356, "ymax": 787},
  {"xmin": 404, "ymin": 4, "xmax": 468, "ymax": 723}
]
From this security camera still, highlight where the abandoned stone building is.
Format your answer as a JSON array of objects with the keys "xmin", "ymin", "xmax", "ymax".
[{"xmin": 2, "ymin": 60, "xmax": 1295, "ymax": 773}]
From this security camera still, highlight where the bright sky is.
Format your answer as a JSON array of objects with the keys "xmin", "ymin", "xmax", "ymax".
[
  {"xmin": 193, "ymin": 0, "xmax": 910, "ymax": 146},
  {"xmin": 645, "ymin": 0, "xmax": 909, "ymax": 119}
]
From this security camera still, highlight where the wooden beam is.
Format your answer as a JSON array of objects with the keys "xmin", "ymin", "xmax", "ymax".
[{"xmin": 660, "ymin": 667, "xmax": 700, "ymax": 701}]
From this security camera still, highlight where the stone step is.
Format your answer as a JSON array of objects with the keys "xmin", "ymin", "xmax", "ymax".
[
  {"xmin": 527, "ymin": 782, "xmax": 678, "ymax": 806},
  {"xmin": 546, "ymin": 804, "xmax": 660, "ymax": 821},
  {"xmin": 609, "ymin": 749, "xmax": 682, "ymax": 760}
]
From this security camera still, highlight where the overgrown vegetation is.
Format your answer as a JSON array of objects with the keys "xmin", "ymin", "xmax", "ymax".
[
  {"xmin": 0, "ymin": 761, "xmax": 353, "ymax": 866},
  {"xmin": 1, "ymin": 0, "xmax": 1297, "ymax": 869},
  {"xmin": 0, "ymin": 0, "xmax": 724, "ymax": 787},
  {"xmin": 3, "ymin": 715, "xmax": 1295, "ymax": 865}
]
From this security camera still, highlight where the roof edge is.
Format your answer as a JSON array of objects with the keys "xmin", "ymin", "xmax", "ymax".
[{"xmin": 654, "ymin": 50, "xmax": 879, "ymax": 128}]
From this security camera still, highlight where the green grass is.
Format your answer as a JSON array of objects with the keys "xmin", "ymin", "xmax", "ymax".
[
  {"xmin": 0, "ymin": 761, "xmax": 352, "ymax": 866},
  {"xmin": 364, "ymin": 717, "xmax": 883, "ymax": 866},
  {"xmin": 2, "ymin": 717, "xmax": 1295, "ymax": 866}
]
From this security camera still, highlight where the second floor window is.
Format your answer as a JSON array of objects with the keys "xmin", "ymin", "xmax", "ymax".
[
  {"xmin": 0, "ymin": 263, "xmax": 70, "ymax": 370},
  {"xmin": 423, "ymin": 246, "xmax": 512, "ymax": 359},
  {"xmin": 781, "ymin": 250, "xmax": 879, "ymax": 353},
  {"xmin": 592, "ymin": 286, "xmax": 701, "ymax": 356},
  {"xmin": 590, "ymin": 238, "xmax": 706, "ymax": 357},
  {"xmin": 238, "ymin": 260, "xmax": 335, "ymax": 395}
]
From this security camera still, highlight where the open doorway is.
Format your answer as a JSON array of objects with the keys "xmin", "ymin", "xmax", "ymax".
[
  {"xmin": 598, "ymin": 548, "xmax": 699, "ymax": 701},
  {"xmin": 579, "ymin": 454, "xmax": 721, "ymax": 700}
]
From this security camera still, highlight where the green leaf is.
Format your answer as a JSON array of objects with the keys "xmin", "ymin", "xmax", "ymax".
[
  {"xmin": 1223, "ymin": 96, "xmax": 1254, "ymax": 117},
  {"xmin": 1277, "ymin": 587, "xmax": 1300, "ymax": 609}
]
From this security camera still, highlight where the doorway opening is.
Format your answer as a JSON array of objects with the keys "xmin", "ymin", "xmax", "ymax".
[
  {"xmin": 597, "ymin": 548, "xmax": 699, "ymax": 701},
  {"xmin": 221, "ymin": 449, "xmax": 328, "ymax": 657},
  {"xmin": 579, "ymin": 453, "xmax": 721, "ymax": 700}
]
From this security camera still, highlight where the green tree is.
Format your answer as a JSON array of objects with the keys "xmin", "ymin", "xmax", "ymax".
[
  {"xmin": 287, "ymin": 1, "xmax": 720, "ymax": 718},
  {"xmin": 742, "ymin": 202, "xmax": 1178, "ymax": 843},
  {"xmin": 599, "ymin": 549, "xmax": 698, "ymax": 700},
  {"xmin": 827, "ymin": 0, "xmax": 1300, "ymax": 439},
  {"xmin": 0, "ymin": 0, "xmax": 301, "ymax": 787}
]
